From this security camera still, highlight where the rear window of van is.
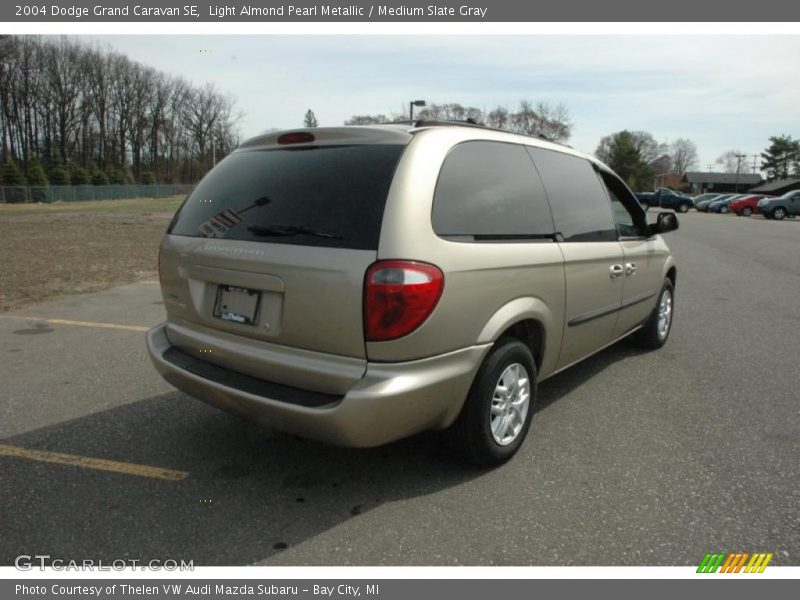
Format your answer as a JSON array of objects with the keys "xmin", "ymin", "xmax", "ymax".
[{"xmin": 169, "ymin": 145, "xmax": 405, "ymax": 250}]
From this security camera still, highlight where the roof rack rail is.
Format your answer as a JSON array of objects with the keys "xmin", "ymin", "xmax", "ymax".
[
  {"xmin": 413, "ymin": 118, "xmax": 483, "ymax": 128},
  {"xmin": 410, "ymin": 119, "xmax": 564, "ymax": 145},
  {"xmin": 362, "ymin": 119, "xmax": 570, "ymax": 147}
]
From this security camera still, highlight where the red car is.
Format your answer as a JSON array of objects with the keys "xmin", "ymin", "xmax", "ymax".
[{"xmin": 730, "ymin": 194, "xmax": 772, "ymax": 216}]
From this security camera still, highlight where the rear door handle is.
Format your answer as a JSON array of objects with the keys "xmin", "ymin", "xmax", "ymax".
[
  {"xmin": 609, "ymin": 264, "xmax": 624, "ymax": 279},
  {"xmin": 625, "ymin": 262, "xmax": 637, "ymax": 276}
]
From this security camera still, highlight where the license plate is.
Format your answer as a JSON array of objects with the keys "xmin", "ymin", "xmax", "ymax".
[{"xmin": 214, "ymin": 285, "xmax": 261, "ymax": 325}]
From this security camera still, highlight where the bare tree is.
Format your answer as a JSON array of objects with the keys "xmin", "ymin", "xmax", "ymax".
[
  {"xmin": 42, "ymin": 38, "xmax": 84, "ymax": 167},
  {"xmin": 485, "ymin": 106, "xmax": 510, "ymax": 130},
  {"xmin": 345, "ymin": 99, "xmax": 572, "ymax": 143},
  {"xmin": 417, "ymin": 102, "xmax": 484, "ymax": 123},
  {"xmin": 669, "ymin": 138, "xmax": 698, "ymax": 173},
  {"xmin": 510, "ymin": 100, "xmax": 571, "ymax": 142},
  {"xmin": 716, "ymin": 149, "xmax": 747, "ymax": 173},
  {"xmin": 0, "ymin": 36, "xmax": 241, "ymax": 183},
  {"xmin": 344, "ymin": 114, "xmax": 390, "ymax": 125}
]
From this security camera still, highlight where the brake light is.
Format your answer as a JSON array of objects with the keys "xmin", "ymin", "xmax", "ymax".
[
  {"xmin": 278, "ymin": 132, "xmax": 315, "ymax": 145},
  {"xmin": 364, "ymin": 261, "xmax": 444, "ymax": 342}
]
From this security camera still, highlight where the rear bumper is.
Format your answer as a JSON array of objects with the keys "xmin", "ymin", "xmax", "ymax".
[{"xmin": 147, "ymin": 323, "xmax": 490, "ymax": 447}]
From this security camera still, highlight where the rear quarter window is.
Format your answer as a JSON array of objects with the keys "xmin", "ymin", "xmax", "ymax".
[
  {"xmin": 431, "ymin": 141, "xmax": 556, "ymax": 239},
  {"xmin": 169, "ymin": 144, "xmax": 405, "ymax": 250}
]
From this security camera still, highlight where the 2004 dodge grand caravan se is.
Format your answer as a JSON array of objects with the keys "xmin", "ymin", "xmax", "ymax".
[{"xmin": 147, "ymin": 121, "xmax": 678, "ymax": 465}]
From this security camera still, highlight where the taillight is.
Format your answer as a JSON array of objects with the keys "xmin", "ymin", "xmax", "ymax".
[{"xmin": 364, "ymin": 261, "xmax": 444, "ymax": 342}]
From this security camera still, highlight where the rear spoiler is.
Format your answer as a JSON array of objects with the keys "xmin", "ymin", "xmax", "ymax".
[{"xmin": 238, "ymin": 126, "xmax": 413, "ymax": 150}]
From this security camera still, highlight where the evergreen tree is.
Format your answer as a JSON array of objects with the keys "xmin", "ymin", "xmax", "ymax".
[
  {"xmin": 119, "ymin": 167, "xmax": 134, "ymax": 184},
  {"xmin": 70, "ymin": 166, "xmax": 90, "ymax": 185},
  {"xmin": 90, "ymin": 166, "xmax": 109, "ymax": 186},
  {"xmin": 597, "ymin": 131, "xmax": 654, "ymax": 190},
  {"xmin": 48, "ymin": 163, "xmax": 70, "ymax": 185},
  {"xmin": 140, "ymin": 171, "xmax": 156, "ymax": 185},
  {"xmin": 303, "ymin": 109, "xmax": 319, "ymax": 128},
  {"xmin": 2, "ymin": 161, "xmax": 26, "ymax": 185},
  {"xmin": 27, "ymin": 159, "xmax": 49, "ymax": 186},
  {"xmin": 2, "ymin": 161, "xmax": 27, "ymax": 201},
  {"xmin": 760, "ymin": 135, "xmax": 800, "ymax": 181},
  {"xmin": 27, "ymin": 160, "xmax": 49, "ymax": 202}
]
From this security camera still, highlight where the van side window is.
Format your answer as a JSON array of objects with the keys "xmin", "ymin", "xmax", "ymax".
[
  {"xmin": 597, "ymin": 170, "xmax": 648, "ymax": 238},
  {"xmin": 526, "ymin": 147, "xmax": 617, "ymax": 242},
  {"xmin": 432, "ymin": 141, "xmax": 556, "ymax": 239}
]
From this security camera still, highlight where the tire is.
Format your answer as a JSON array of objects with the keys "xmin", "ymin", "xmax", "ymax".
[
  {"xmin": 677, "ymin": 203, "xmax": 690, "ymax": 213},
  {"xmin": 741, "ymin": 207, "xmax": 752, "ymax": 216},
  {"xmin": 720, "ymin": 205, "xmax": 728, "ymax": 213},
  {"xmin": 772, "ymin": 207, "xmax": 787, "ymax": 220},
  {"xmin": 633, "ymin": 280, "xmax": 674, "ymax": 350},
  {"xmin": 449, "ymin": 339, "xmax": 537, "ymax": 467}
]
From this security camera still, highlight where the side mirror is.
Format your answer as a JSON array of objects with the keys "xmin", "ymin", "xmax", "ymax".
[{"xmin": 649, "ymin": 212, "xmax": 679, "ymax": 236}]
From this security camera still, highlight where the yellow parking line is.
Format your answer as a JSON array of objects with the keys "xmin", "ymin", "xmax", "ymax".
[
  {"xmin": 1, "ymin": 315, "xmax": 149, "ymax": 332},
  {"xmin": 0, "ymin": 443, "xmax": 188, "ymax": 481}
]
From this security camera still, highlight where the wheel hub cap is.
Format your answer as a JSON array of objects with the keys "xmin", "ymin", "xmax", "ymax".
[
  {"xmin": 657, "ymin": 289, "xmax": 673, "ymax": 340},
  {"xmin": 490, "ymin": 363, "xmax": 531, "ymax": 446}
]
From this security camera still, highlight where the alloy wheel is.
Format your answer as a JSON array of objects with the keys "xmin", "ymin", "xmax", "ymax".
[
  {"xmin": 490, "ymin": 363, "xmax": 531, "ymax": 446},
  {"xmin": 657, "ymin": 288, "xmax": 673, "ymax": 340}
]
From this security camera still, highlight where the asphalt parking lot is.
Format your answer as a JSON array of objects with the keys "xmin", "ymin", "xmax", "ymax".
[{"xmin": 1, "ymin": 211, "xmax": 798, "ymax": 566}]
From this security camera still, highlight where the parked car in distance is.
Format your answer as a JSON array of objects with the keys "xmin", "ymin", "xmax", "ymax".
[
  {"xmin": 691, "ymin": 193, "xmax": 721, "ymax": 207},
  {"xmin": 146, "ymin": 121, "xmax": 679, "ymax": 466},
  {"xmin": 636, "ymin": 187, "xmax": 694, "ymax": 212},
  {"xmin": 708, "ymin": 194, "xmax": 748, "ymax": 213},
  {"xmin": 757, "ymin": 190, "xmax": 800, "ymax": 220},
  {"xmin": 730, "ymin": 194, "xmax": 772, "ymax": 216},
  {"xmin": 696, "ymin": 194, "xmax": 732, "ymax": 212}
]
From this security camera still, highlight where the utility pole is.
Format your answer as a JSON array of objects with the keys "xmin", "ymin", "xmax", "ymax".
[
  {"xmin": 751, "ymin": 154, "xmax": 759, "ymax": 174},
  {"xmin": 734, "ymin": 154, "xmax": 747, "ymax": 193}
]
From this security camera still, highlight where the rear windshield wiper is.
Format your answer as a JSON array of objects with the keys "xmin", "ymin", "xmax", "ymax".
[{"xmin": 247, "ymin": 224, "xmax": 342, "ymax": 239}]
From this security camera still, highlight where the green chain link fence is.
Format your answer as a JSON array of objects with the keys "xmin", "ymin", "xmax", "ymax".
[{"xmin": 0, "ymin": 184, "xmax": 194, "ymax": 203}]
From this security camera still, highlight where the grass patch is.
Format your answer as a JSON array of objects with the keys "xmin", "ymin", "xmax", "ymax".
[
  {"xmin": 0, "ymin": 197, "xmax": 184, "ymax": 311},
  {"xmin": 0, "ymin": 197, "xmax": 183, "ymax": 216}
]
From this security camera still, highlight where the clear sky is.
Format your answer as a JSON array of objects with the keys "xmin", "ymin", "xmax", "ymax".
[{"xmin": 86, "ymin": 35, "xmax": 800, "ymax": 173}]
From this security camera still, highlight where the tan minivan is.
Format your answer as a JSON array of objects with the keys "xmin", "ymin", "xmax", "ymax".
[{"xmin": 147, "ymin": 121, "xmax": 678, "ymax": 465}]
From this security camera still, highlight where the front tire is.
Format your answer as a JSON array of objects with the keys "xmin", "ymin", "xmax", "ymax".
[
  {"xmin": 677, "ymin": 203, "xmax": 690, "ymax": 213},
  {"xmin": 449, "ymin": 339, "xmax": 537, "ymax": 467},
  {"xmin": 720, "ymin": 205, "xmax": 728, "ymax": 213},
  {"xmin": 741, "ymin": 207, "xmax": 753, "ymax": 216},
  {"xmin": 772, "ymin": 207, "xmax": 787, "ymax": 220},
  {"xmin": 633, "ymin": 280, "xmax": 674, "ymax": 350}
]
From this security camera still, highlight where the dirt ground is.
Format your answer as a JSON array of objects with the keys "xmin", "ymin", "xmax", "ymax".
[{"xmin": 0, "ymin": 198, "xmax": 184, "ymax": 311}]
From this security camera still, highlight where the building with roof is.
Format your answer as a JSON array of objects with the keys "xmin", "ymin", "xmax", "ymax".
[
  {"xmin": 748, "ymin": 178, "xmax": 800, "ymax": 195},
  {"xmin": 681, "ymin": 171, "xmax": 763, "ymax": 194},
  {"xmin": 653, "ymin": 172, "xmax": 684, "ymax": 190}
]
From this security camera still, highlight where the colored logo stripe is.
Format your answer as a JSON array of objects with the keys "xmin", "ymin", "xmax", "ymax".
[
  {"xmin": 697, "ymin": 552, "xmax": 773, "ymax": 573},
  {"xmin": 719, "ymin": 552, "xmax": 749, "ymax": 573},
  {"xmin": 697, "ymin": 553, "xmax": 726, "ymax": 573},
  {"xmin": 745, "ymin": 553, "xmax": 773, "ymax": 573}
]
